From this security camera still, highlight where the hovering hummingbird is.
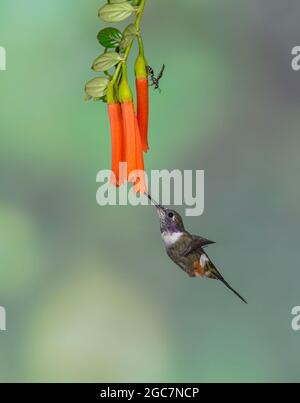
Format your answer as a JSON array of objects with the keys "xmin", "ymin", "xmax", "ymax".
[{"xmin": 146, "ymin": 193, "xmax": 247, "ymax": 304}]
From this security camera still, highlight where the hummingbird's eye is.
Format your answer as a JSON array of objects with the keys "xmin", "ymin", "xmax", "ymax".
[{"xmin": 168, "ymin": 212, "xmax": 174, "ymax": 219}]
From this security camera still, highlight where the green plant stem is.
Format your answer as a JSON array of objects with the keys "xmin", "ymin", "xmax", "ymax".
[
  {"xmin": 137, "ymin": 35, "xmax": 145, "ymax": 56},
  {"xmin": 136, "ymin": 0, "xmax": 146, "ymax": 29},
  {"xmin": 110, "ymin": 0, "xmax": 146, "ymax": 86}
]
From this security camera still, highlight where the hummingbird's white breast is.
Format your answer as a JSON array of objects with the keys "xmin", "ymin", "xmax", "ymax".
[{"xmin": 161, "ymin": 231, "xmax": 183, "ymax": 247}]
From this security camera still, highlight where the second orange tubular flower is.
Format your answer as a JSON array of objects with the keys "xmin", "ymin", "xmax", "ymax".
[
  {"xmin": 135, "ymin": 47, "xmax": 149, "ymax": 153},
  {"xmin": 107, "ymin": 85, "xmax": 125, "ymax": 187},
  {"xmin": 134, "ymin": 115, "xmax": 147, "ymax": 194},
  {"xmin": 119, "ymin": 64, "xmax": 145, "ymax": 189}
]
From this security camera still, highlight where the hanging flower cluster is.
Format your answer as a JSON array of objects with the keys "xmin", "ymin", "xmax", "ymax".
[{"xmin": 85, "ymin": 0, "xmax": 149, "ymax": 194}]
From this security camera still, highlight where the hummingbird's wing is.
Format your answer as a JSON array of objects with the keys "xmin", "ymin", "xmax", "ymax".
[{"xmin": 180, "ymin": 235, "xmax": 215, "ymax": 257}]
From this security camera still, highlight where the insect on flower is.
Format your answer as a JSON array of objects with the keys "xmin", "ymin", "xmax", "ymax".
[{"xmin": 147, "ymin": 64, "xmax": 165, "ymax": 93}]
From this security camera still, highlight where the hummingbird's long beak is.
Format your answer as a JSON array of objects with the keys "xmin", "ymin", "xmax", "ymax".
[{"xmin": 145, "ymin": 192, "xmax": 165, "ymax": 211}]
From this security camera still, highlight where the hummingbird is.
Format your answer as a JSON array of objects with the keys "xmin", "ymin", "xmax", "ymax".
[{"xmin": 146, "ymin": 193, "xmax": 247, "ymax": 304}]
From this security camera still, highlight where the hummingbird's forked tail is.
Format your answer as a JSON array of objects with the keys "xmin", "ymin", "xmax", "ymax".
[
  {"xmin": 219, "ymin": 277, "xmax": 247, "ymax": 304},
  {"xmin": 216, "ymin": 276, "xmax": 247, "ymax": 304},
  {"xmin": 205, "ymin": 257, "xmax": 247, "ymax": 304},
  {"xmin": 211, "ymin": 270, "xmax": 247, "ymax": 304}
]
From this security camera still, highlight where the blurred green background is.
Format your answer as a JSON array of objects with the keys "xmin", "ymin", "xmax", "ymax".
[{"xmin": 1, "ymin": 0, "xmax": 300, "ymax": 383}]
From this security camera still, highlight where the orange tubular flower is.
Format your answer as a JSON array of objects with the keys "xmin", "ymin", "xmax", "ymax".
[
  {"xmin": 135, "ymin": 41, "xmax": 149, "ymax": 153},
  {"xmin": 107, "ymin": 84, "xmax": 124, "ymax": 186},
  {"xmin": 122, "ymin": 102, "xmax": 137, "ymax": 181},
  {"xmin": 119, "ymin": 64, "xmax": 137, "ymax": 182},
  {"xmin": 134, "ymin": 116, "xmax": 147, "ymax": 194}
]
